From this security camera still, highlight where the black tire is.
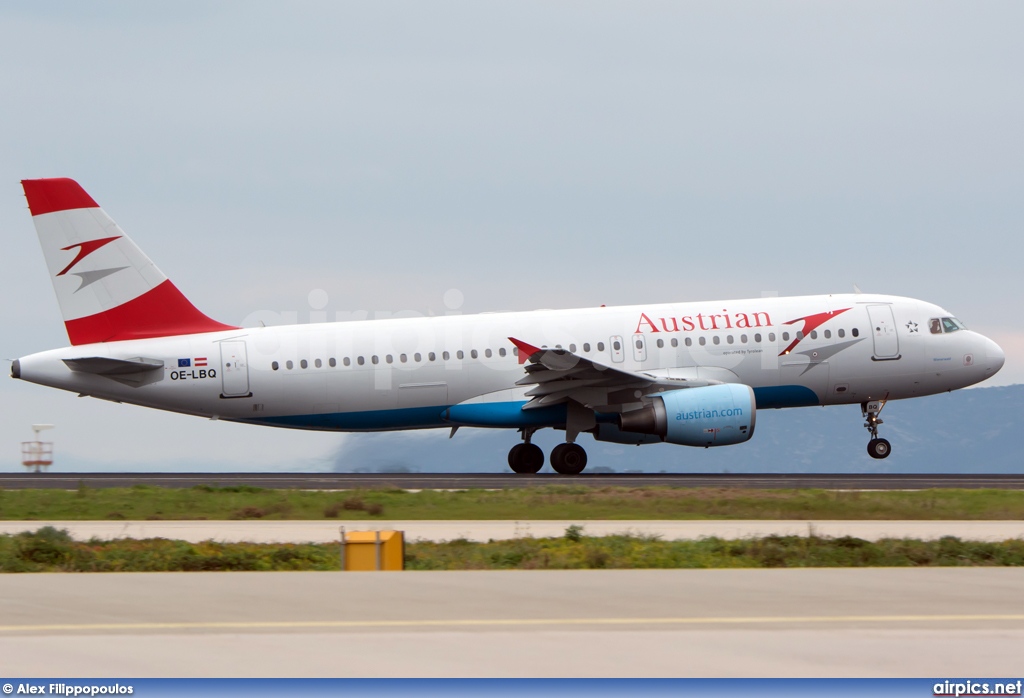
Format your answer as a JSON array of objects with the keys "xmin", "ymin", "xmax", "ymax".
[
  {"xmin": 509, "ymin": 443, "xmax": 544, "ymax": 474},
  {"xmin": 867, "ymin": 438, "xmax": 891, "ymax": 459},
  {"xmin": 550, "ymin": 443, "xmax": 588, "ymax": 475},
  {"xmin": 507, "ymin": 444, "xmax": 525, "ymax": 472}
]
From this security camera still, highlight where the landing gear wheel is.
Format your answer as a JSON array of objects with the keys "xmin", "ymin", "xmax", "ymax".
[
  {"xmin": 550, "ymin": 443, "xmax": 588, "ymax": 475},
  {"xmin": 867, "ymin": 438, "xmax": 891, "ymax": 460},
  {"xmin": 508, "ymin": 443, "xmax": 544, "ymax": 474}
]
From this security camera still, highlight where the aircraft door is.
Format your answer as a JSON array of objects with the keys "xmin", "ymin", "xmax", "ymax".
[
  {"xmin": 867, "ymin": 305, "xmax": 901, "ymax": 360},
  {"xmin": 220, "ymin": 340, "xmax": 252, "ymax": 398},
  {"xmin": 610, "ymin": 336, "xmax": 625, "ymax": 363},
  {"xmin": 632, "ymin": 333, "xmax": 647, "ymax": 363}
]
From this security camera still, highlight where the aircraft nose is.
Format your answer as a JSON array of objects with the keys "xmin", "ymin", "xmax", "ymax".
[{"xmin": 984, "ymin": 337, "xmax": 1005, "ymax": 375}]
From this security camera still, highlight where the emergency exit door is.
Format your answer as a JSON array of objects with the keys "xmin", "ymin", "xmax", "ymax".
[{"xmin": 220, "ymin": 341, "xmax": 252, "ymax": 398}]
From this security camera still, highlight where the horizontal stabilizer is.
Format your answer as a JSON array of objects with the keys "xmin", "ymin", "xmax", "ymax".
[{"xmin": 63, "ymin": 356, "xmax": 165, "ymax": 387}]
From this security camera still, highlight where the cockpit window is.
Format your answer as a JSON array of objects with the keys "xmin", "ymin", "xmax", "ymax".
[{"xmin": 930, "ymin": 317, "xmax": 967, "ymax": 334}]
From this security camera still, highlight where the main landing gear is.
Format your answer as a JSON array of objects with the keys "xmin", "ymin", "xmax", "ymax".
[
  {"xmin": 507, "ymin": 428, "xmax": 590, "ymax": 475},
  {"xmin": 508, "ymin": 429, "xmax": 544, "ymax": 474},
  {"xmin": 862, "ymin": 399, "xmax": 891, "ymax": 460}
]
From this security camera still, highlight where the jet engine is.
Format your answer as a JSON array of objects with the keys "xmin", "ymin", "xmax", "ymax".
[{"xmin": 618, "ymin": 383, "xmax": 756, "ymax": 447}]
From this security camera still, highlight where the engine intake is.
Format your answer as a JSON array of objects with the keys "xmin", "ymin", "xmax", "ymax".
[{"xmin": 618, "ymin": 383, "xmax": 756, "ymax": 447}]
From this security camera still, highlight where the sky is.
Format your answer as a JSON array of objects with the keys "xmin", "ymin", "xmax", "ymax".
[{"xmin": 1, "ymin": 1, "xmax": 1021, "ymax": 472}]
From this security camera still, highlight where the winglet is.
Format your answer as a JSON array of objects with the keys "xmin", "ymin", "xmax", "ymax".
[{"xmin": 508, "ymin": 337, "xmax": 541, "ymax": 365}]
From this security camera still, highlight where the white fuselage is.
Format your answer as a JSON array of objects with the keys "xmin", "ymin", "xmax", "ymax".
[{"xmin": 15, "ymin": 293, "xmax": 1004, "ymax": 433}]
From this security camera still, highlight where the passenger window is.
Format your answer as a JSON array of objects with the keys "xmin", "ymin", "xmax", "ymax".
[
  {"xmin": 782, "ymin": 332, "xmax": 790, "ymax": 341},
  {"xmin": 726, "ymin": 335, "xmax": 734, "ymax": 344},
  {"xmin": 713, "ymin": 336, "xmax": 720, "ymax": 345},
  {"xmin": 613, "ymin": 340, "xmax": 621, "ymax": 351},
  {"xmin": 457, "ymin": 350, "xmax": 464, "ymax": 360},
  {"xmin": 685, "ymin": 338, "xmax": 692, "ymax": 347},
  {"xmin": 852, "ymin": 328, "xmax": 859, "ymax": 338},
  {"xmin": 400, "ymin": 354, "xmax": 407, "ymax": 363},
  {"xmin": 769, "ymin": 333, "xmax": 776, "ymax": 342},
  {"xmin": 583, "ymin": 343, "xmax": 591, "ymax": 352},
  {"xmin": 699, "ymin": 337, "xmax": 706, "ymax": 346},
  {"xmin": 754, "ymin": 333, "xmax": 761, "ymax": 343},
  {"xmin": 357, "ymin": 356, "xmax": 364, "ymax": 365},
  {"xmin": 300, "ymin": 359, "xmax": 308, "ymax": 369},
  {"xmin": 429, "ymin": 352, "xmax": 436, "ymax": 361},
  {"xmin": 271, "ymin": 361, "xmax": 279, "ymax": 371},
  {"xmin": 656, "ymin": 339, "xmax": 664, "ymax": 348},
  {"xmin": 635, "ymin": 339, "xmax": 642, "ymax": 349},
  {"xmin": 513, "ymin": 347, "xmax": 519, "ymax": 356},
  {"xmin": 671, "ymin": 338, "xmax": 678, "ymax": 348},
  {"xmin": 343, "ymin": 357, "xmax": 351, "ymax": 366},
  {"xmin": 470, "ymin": 350, "xmax": 478, "ymax": 359},
  {"xmin": 796, "ymin": 331, "xmax": 804, "ymax": 340},
  {"xmin": 315, "ymin": 359, "xmax": 322, "ymax": 368},
  {"xmin": 329, "ymin": 358, "xmax": 337, "ymax": 368},
  {"xmin": 414, "ymin": 353, "xmax": 421, "ymax": 362},
  {"xmin": 810, "ymin": 331, "xmax": 817, "ymax": 339},
  {"xmin": 741, "ymin": 334, "xmax": 747, "ymax": 344},
  {"xmin": 498, "ymin": 348, "xmax": 506, "ymax": 357},
  {"xmin": 824, "ymin": 330, "xmax": 831, "ymax": 339},
  {"xmin": 597, "ymin": 342, "xmax": 605, "ymax": 352},
  {"xmin": 569, "ymin": 344, "xmax": 576, "ymax": 353},
  {"xmin": 838, "ymin": 329, "xmax": 845, "ymax": 338},
  {"xmin": 371, "ymin": 356, "xmax": 379, "ymax": 365},
  {"xmin": 443, "ymin": 351, "xmax": 450, "ymax": 360},
  {"xmin": 286, "ymin": 360, "xmax": 294, "ymax": 370},
  {"xmin": 486, "ymin": 349, "xmax": 493, "ymax": 358},
  {"xmin": 386, "ymin": 355, "xmax": 393, "ymax": 364}
]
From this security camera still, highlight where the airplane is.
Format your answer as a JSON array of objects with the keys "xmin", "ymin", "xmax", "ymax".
[{"xmin": 11, "ymin": 178, "xmax": 1005, "ymax": 474}]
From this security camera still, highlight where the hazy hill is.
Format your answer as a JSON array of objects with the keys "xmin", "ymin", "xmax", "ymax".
[{"xmin": 333, "ymin": 384, "xmax": 1023, "ymax": 474}]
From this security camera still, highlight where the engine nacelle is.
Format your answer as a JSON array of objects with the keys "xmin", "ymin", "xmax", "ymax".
[{"xmin": 618, "ymin": 383, "xmax": 756, "ymax": 447}]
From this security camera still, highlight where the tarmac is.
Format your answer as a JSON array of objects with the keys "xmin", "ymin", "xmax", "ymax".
[{"xmin": 1, "ymin": 568, "xmax": 1021, "ymax": 677}]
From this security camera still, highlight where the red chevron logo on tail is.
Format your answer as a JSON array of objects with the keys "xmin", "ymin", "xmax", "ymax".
[{"xmin": 57, "ymin": 236, "xmax": 121, "ymax": 276}]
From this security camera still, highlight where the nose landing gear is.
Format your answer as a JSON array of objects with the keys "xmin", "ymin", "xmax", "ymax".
[{"xmin": 862, "ymin": 399, "xmax": 891, "ymax": 459}]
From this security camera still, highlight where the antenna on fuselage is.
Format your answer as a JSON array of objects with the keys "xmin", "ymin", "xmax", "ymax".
[{"xmin": 853, "ymin": 284, "xmax": 863, "ymax": 294}]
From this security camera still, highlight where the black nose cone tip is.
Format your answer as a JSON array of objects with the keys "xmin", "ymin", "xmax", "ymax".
[{"xmin": 11, "ymin": 359, "xmax": 20, "ymax": 379}]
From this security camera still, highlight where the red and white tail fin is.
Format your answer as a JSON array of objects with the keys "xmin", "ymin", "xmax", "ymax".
[{"xmin": 22, "ymin": 178, "xmax": 237, "ymax": 345}]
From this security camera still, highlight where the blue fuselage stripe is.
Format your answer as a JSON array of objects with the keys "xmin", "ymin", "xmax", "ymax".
[{"xmin": 241, "ymin": 386, "xmax": 820, "ymax": 431}]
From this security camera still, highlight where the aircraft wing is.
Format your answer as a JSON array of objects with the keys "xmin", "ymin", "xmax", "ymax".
[{"xmin": 508, "ymin": 337, "xmax": 716, "ymax": 411}]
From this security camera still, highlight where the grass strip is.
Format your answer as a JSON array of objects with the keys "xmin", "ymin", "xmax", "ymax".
[
  {"xmin": 2, "ymin": 526, "xmax": 1023, "ymax": 572},
  {"xmin": 1, "ymin": 484, "xmax": 1024, "ymax": 521}
]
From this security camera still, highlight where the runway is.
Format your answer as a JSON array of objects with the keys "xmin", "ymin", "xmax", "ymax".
[
  {"xmin": 3, "ymin": 519, "xmax": 1024, "ymax": 543},
  {"xmin": 3, "ymin": 472, "xmax": 1024, "ymax": 489},
  {"xmin": 1, "ymin": 568, "xmax": 1021, "ymax": 677}
]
